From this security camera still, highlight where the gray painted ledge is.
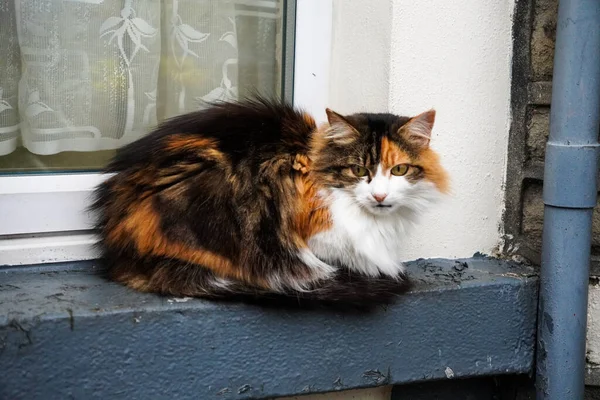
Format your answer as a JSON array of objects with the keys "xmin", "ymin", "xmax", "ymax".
[{"xmin": 0, "ymin": 257, "xmax": 538, "ymax": 400}]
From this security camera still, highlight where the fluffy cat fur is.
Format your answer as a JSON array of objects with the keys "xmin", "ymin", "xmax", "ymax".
[{"xmin": 91, "ymin": 97, "xmax": 449, "ymax": 310}]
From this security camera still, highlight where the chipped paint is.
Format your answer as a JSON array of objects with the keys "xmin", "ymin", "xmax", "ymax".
[{"xmin": 168, "ymin": 297, "xmax": 193, "ymax": 303}]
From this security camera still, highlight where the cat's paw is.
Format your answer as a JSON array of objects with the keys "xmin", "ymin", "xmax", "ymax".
[
  {"xmin": 266, "ymin": 249, "xmax": 337, "ymax": 293},
  {"xmin": 395, "ymin": 261, "xmax": 406, "ymax": 273},
  {"xmin": 298, "ymin": 248, "xmax": 337, "ymax": 278},
  {"xmin": 363, "ymin": 260, "xmax": 407, "ymax": 278},
  {"xmin": 391, "ymin": 262, "xmax": 408, "ymax": 280}
]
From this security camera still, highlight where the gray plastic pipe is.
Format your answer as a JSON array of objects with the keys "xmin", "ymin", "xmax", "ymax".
[{"xmin": 535, "ymin": 0, "xmax": 600, "ymax": 398}]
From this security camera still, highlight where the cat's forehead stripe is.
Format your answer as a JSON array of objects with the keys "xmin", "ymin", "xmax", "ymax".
[{"xmin": 380, "ymin": 136, "xmax": 411, "ymax": 170}]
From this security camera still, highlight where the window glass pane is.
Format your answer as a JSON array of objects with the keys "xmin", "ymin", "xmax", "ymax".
[{"xmin": 0, "ymin": 0, "xmax": 290, "ymax": 174}]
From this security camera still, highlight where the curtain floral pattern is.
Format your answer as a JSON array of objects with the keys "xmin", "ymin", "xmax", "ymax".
[{"xmin": 0, "ymin": 0, "xmax": 281, "ymax": 156}]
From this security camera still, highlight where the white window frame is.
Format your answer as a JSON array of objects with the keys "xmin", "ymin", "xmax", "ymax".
[{"xmin": 0, "ymin": 0, "xmax": 332, "ymax": 266}]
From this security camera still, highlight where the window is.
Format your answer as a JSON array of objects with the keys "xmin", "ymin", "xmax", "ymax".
[{"xmin": 0, "ymin": 0, "xmax": 332, "ymax": 265}]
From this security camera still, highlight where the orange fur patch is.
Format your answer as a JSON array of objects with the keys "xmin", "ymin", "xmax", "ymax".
[
  {"xmin": 381, "ymin": 137, "xmax": 449, "ymax": 193},
  {"xmin": 308, "ymin": 125, "xmax": 329, "ymax": 157},
  {"xmin": 381, "ymin": 137, "xmax": 411, "ymax": 171},
  {"xmin": 292, "ymin": 153, "xmax": 311, "ymax": 174},
  {"xmin": 293, "ymin": 172, "xmax": 331, "ymax": 239},
  {"xmin": 107, "ymin": 198, "xmax": 260, "ymax": 285},
  {"xmin": 302, "ymin": 112, "xmax": 316, "ymax": 127},
  {"xmin": 165, "ymin": 135, "xmax": 229, "ymax": 171},
  {"xmin": 414, "ymin": 148, "xmax": 450, "ymax": 193},
  {"xmin": 164, "ymin": 135, "xmax": 217, "ymax": 153}
]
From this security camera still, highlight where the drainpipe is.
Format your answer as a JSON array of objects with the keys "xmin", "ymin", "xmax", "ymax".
[{"xmin": 535, "ymin": 0, "xmax": 600, "ymax": 398}]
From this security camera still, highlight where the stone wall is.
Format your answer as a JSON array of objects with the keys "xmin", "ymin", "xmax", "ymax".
[
  {"xmin": 506, "ymin": 0, "xmax": 600, "ymax": 265},
  {"xmin": 506, "ymin": 0, "xmax": 600, "ymax": 387}
]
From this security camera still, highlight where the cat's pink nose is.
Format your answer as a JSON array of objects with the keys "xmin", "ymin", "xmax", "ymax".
[{"xmin": 372, "ymin": 193, "xmax": 387, "ymax": 203}]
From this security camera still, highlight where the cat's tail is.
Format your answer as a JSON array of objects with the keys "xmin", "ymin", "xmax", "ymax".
[
  {"xmin": 200, "ymin": 270, "xmax": 413, "ymax": 312},
  {"xmin": 105, "ymin": 255, "xmax": 412, "ymax": 312}
]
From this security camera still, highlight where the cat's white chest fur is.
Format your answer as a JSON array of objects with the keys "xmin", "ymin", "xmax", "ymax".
[{"xmin": 307, "ymin": 190, "xmax": 416, "ymax": 277}]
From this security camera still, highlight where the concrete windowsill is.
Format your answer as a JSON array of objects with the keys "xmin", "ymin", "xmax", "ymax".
[{"xmin": 0, "ymin": 256, "xmax": 538, "ymax": 400}]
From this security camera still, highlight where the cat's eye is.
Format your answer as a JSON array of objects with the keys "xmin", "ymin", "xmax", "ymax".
[
  {"xmin": 351, "ymin": 165, "xmax": 369, "ymax": 177},
  {"xmin": 391, "ymin": 164, "xmax": 410, "ymax": 176}
]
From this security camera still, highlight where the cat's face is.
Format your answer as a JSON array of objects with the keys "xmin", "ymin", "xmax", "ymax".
[{"xmin": 310, "ymin": 109, "xmax": 449, "ymax": 216}]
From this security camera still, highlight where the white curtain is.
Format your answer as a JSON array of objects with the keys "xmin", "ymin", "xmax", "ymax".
[{"xmin": 0, "ymin": 0, "xmax": 282, "ymax": 156}]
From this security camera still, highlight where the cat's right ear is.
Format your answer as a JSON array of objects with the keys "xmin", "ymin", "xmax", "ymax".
[
  {"xmin": 398, "ymin": 109, "xmax": 436, "ymax": 150},
  {"xmin": 324, "ymin": 108, "xmax": 359, "ymax": 144}
]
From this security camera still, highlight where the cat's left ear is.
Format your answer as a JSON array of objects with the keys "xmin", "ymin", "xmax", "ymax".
[{"xmin": 398, "ymin": 109, "xmax": 436, "ymax": 150}]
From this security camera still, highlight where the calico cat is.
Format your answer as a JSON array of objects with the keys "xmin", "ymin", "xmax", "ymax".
[{"xmin": 91, "ymin": 97, "xmax": 449, "ymax": 310}]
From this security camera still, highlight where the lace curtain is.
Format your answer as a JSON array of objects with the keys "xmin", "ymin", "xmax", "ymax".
[{"xmin": 0, "ymin": 0, "xmax": 282, "ymax": 156}]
